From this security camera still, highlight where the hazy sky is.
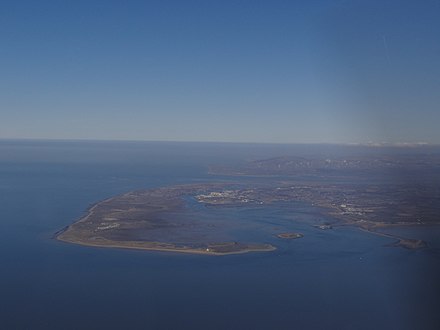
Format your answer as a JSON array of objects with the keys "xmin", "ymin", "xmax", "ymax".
[{"xmin": 1, "ymin": 0, "xmax": 439, "ymax": 143}]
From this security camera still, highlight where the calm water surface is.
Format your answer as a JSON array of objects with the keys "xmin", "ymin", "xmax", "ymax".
[{"xmin": 0, "ymin": 140, "xmax": 439, "ymax": 330}]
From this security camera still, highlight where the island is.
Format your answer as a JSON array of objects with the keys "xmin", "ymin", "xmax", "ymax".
[
  {"xmin": 277, "ymin": 232, "xmax": 304, "ymax": 239},
  {"xmin": 56, "ymin": 184, "xmax": 276, "ymax": 255}
]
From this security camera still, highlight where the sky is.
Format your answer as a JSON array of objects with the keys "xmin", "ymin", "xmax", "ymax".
[{"xmin": 1, "ymin": 0, "xmax": 439, "ymax": 144}]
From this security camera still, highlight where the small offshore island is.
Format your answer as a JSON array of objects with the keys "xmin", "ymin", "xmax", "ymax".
[
  {"xmin": 277, "ymin": 232, "xmax": 304, "ymax": 239},
  {"xmin": 56, "ymin": 184, "xmax": 276, "ymax": 255}
]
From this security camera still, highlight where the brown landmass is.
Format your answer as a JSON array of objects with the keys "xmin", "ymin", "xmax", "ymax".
[
  {"xmin": 58, "ymin": 153, "xmax": 440, "ymax": 253},
  {"xmin": 56, "ymin": 184, "xmax": 276, "ymax": 255}
]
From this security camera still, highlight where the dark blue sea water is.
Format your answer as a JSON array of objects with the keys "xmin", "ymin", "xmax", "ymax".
[{"xmin": 0, "ymin": 140, "xmax": 439, "ymax": 330}]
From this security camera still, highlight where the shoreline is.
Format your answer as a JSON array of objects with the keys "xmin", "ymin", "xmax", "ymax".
[
  {"xmin": 56, "ymin": 235, "xmax": 276, "ymax": 256},
  {"xmin": 357, "ymin": 225, "xmax": 428, "ymax": 250}
]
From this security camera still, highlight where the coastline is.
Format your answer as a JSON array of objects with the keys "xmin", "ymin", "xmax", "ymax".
[
  {"xmin": 56, "ymin": 235, "xmax": 276, "ymax": 256},
  {"xmin": 56, "ymin": 181, "xmax": 439, "ymax": 254},
  {"xmin": 55, "ymin": 186, "xmax": 278, "ymax": 256},
  {"xmin": 356, "ymin": 225, "xmax": 429, "ymax": 249}
]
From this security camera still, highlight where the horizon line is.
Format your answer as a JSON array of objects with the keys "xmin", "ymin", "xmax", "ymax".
[{"xmin": 0, "ymin": 137, "xmax": 437, "ymax": 148}]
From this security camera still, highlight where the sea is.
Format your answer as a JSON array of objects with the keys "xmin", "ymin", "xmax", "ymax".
[{"xmin": 0, "ymin": 140, "xmax": 439, "ymax": 330}]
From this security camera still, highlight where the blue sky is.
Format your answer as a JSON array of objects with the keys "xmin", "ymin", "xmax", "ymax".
[{"xmin": 1, "ymin": 0, "xmax": 439, "ymax": 143}]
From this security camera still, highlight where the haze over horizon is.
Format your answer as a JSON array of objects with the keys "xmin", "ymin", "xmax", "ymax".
[{"xmin": 1, "ymin": 0, "xmax": 439, "ymax": 144}]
